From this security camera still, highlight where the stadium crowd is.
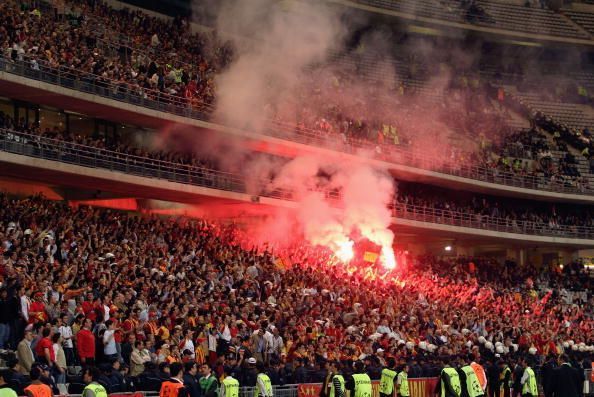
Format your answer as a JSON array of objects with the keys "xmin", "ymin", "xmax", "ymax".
[
  {"xmin": 0, "ymin": 194, "xmax": 591, "ymax": 396},
  {"xmin": 0, "ymin": 0, "xmax": 232, "ymax": 108},
  {"xmin": 396, "ymin": 182, "xmax": 594, "ymax": 230},
  {"xmin": 2, "ymin": 0, "xmax": 592, "ymax": 190}
]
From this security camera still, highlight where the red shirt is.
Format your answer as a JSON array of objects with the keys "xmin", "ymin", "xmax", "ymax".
[
  {"xmin": 77, "ymin": 329, "xmax": 96, "ymax": 359},
  {"xmin": 81, "ymin": 301, "xmax": 97, "ymax": 321},
  {"xmin": 35, "ymin": 337, "xmax": 55, "ymax": 362}
]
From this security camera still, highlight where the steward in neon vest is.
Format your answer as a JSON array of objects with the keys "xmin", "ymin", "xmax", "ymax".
[
  {"xmin": 325, "ymin": 361, "xmax": 345, "ymax": 397},
  {"xmin": 520, "ymin": 359, "xmax": 537, "ymax": 397},
  {"xmin": 82, "ymin": 367, "xmax": 108, "ymax": 397},
  {"xmin": 379, "ymin": 358, "xmax": 398, "ymax": 397},
  {"xmin": 0, "ymin": 370, "xmax": 18, "ymax": 397},
  {"xmin": 437, "ymin": 361, "xmax": 461, "ymax": 397},
  {"xmin": 220, "ymin": 366, "xmax": 240, "ymax": 397},
  {"xmin": 396, "ymin": 364, "xmax": 410, "ymax": 397},
  {"xmin": 460, "ymin": 364, "xmax": 484, "ymax": 397},
  {"xmin": 498, "ymin": 361, "xmax": 512, "ymax": 397},
  {"xmin": 346, "ymin": 361, "xmax": 372, "ymax": 397},
  {"xmin": 254, "ymin": 363, "xmax": 273, "ymax": 397}
]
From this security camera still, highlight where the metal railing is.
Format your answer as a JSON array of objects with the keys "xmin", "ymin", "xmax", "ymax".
[
  {"xmin": 393, "ymin": 202, "xmax": 594, "ymax": 239},
  {"xmin": 2, "ymin": 56, "xmax": 594, "ymax": 196},
  {"xmin": 2, "ymin": 128, "xmax": 594, "ymax": 240},
  {"xmin": 0, "ymin": 128, "xmax": 247, "ymax": 194}
]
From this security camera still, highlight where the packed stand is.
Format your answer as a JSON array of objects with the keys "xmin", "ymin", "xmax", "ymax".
[
  {"xmin": 0, "ymin": 0, "xmax": 233, "ymax": 109},
  {"xmin": 397, "ymin": 182, "xmax": 594, "ymax": 230},
  {"xmin": 0, "ymin": 194, "xmax": 592, "ymax": 397}
]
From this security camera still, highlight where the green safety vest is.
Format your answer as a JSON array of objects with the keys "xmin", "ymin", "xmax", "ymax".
[
  {"xmin": 379, "ymin": 368, "xmax": 397, "ymax": 395},
  {"xmin": 254, "ymin": 373, "xmax": 272, "ymax": 397},
  {"xmin": 397, "ymin": 372, "xmax": 409, "ymax": 397},
  {"xmin": 441, "ymin": 367, "xmax": 461, "ymax": 397},
  {"xmin": 461, "ymin": 366, "xmax": 482, "ymax": 397},
  {"xmin": 200, "ymin": 376, "xmax": 218, "ymax": 395},
  {"xmin": 83, "ymin": 383, "xmax": 108, "ymax": 397},
  {"xmin": 353, "ymin": 373, "xmax": 372, "ymax": 397},
  {"xmin": 222, "ymin": 377, "xmax": 239, "ymax": 397},
  {"xmin": 0, "ymin": 387, "xmax": 18, "ymax": 397},
  {"xmin": 329, "ymin": 374, "xmax": 345, "ymax": 397},
  {"xmin": 522, "ymin": 368, "xmax": 537, "ymax": 397}
]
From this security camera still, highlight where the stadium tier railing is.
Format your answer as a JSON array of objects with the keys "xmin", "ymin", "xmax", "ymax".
[
  {"xmin": 392, "ymin": 202, "xmax": 594, "ymax": 239},
  {"xmin": 2, "ymin": 128, "xmax": 594, "ymax": 240},
  {"xmin": 2, "ymin": 56, "xmax": 594, "ymax": 196}
]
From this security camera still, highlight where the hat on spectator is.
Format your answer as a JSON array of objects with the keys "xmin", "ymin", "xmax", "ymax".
[{"xmin": 247, "ymin": 357, "xmax": 257, "ymax": 364}]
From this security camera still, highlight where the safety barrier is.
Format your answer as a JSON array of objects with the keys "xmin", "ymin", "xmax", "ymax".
[{"xmin": 2, "ymin": 55, "xmax": 594, "ymax": 196}]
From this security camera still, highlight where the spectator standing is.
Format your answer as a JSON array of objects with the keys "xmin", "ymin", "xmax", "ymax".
[
  {"xmin": 541, "ymin": 356, "xmax": 556, "ymax": 397},
  {"xmin": 77, "ymin": 318, "xmax": 96, "ymax": 367},
  {"xmin": 34, "ymin": 328, "xmax": 54, "ymax": 366},
  {"xmin": 103, "ymin": 320, "xmax": 118, "ymax": 363},
  {"xmin": 0, "ymin": 288, "xmax": 14, "ymax": 350},
  {"xmin": 551, "ymin": 355, "xmax": 582, "ymax": 397},
  {"xmin": 51, "ymin": 333, "xmax": 66, "ymax": 392},
  {"xmin": 130, "ymin": 340, "xmax": 151, "ymax": 377},
  {"xmin": 16, "ymin": 331, "xmax": 35, "ymax": 375},
  {"xmin": 57, "ymin": 314, "xmax": 74, "ymax": 366},
  {"xmin": 183, "ymin": 362, "xmax": 200, "ymax": 397}
]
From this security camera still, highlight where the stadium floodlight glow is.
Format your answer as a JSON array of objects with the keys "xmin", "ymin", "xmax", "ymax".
[{"xmin": 444, "ymin": 245, "xmax": 452, "ymax": 252}]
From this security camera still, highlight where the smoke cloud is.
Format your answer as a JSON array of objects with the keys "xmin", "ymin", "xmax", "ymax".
[{"xmin": 211, "ymin": 0, "xmax": 347, "ymax": 131}]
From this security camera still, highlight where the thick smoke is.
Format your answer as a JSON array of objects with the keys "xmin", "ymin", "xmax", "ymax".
[
  {"xmin": 185, "ymin": 0, "xmax": 401, "ymax": 263},
  {"xmin": 262, "ymin": 156, "xmax": 397, "ymax": 267},
  {"xmin": 211, "ymin": 0, "xmax": 347, "ymax": 131}
]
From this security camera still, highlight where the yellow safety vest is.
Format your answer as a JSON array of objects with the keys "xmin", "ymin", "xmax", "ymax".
[
  {"xmin": 461, "ymin": 366, "xmax": 482, "ymax": 397},
  {"xmin": 522, "ymin": 368, "xmax": 537, "ymax": 397},
  {"xmin": 329, "ymin": 374, "xmax": 345, "ymax": 397},
  {"xmin": 222, "ymin": 376, "xmax": 240, "ymax": 397},
  {"xmin": 500, "ymin": 366, "xmax": 512, "ymax": 389},
  {"xmin": 441, "ymin": 367, "xmax": 461, "ymax": 397},
  {"xmin": 380, "ymin": 368, "xmax": 397, "ymax": 395},
  {"xmin": 83, "ymin": 383, "xmax": 108, "ymax": 397},
  {"xmin": 397, "ymin": 372, "xmax": 409, "ymax": 397},
  {"xmin": 254, "ymin": 373, "xmax": 272, "ymax": 397},
  {"xmin": 0, "ymin": 387, "xmax": 18, "ymax": 397},
  {"xmin": 353, "ymin": 373, "xmax": 372, "ymax": 397}
]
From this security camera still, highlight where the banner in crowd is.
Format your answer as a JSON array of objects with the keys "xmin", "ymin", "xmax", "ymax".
[{"xmin": 297, "ymin": 378, "xmax": 439, "ymax": 397}]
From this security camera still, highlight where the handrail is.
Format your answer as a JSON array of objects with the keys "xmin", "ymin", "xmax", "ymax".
[
  {"xmin": 392, "ymin": 202, "xmax": 594, "ymax": 239},
  {"xmin": 2, "ymin": 55, "xmax": 594, "ymax": 196},
  {"xmin": 2, "ymin": 128, "xmax": 594, "ymax": 239}
]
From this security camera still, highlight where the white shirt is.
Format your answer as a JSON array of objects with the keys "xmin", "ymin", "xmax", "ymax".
[
  {"xmin": 58, "ymin": 325, "xmax": 73, "ymax": 348},
  {"xmin": 182, "ymin": 338, "xmax": 195, "ymax": 358},
  {"xmin": 103, "ymin": 329, "xmax": 117, "ymax": 355},
  {"xmin": 20, "ymin": 295, "xmax": 31, "ymax": 321}
]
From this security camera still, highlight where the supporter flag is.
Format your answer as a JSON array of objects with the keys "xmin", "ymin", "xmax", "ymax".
[
  {"xmin": 363, "ymin": 251, "xmax": 379, "ymax": 263},
  {"xmin": 275, "ymin": 256, "xmax": 290, "ymax": 269}
]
